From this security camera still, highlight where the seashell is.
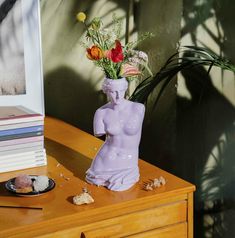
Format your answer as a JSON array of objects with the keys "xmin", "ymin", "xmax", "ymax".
[
  {"xmin": 153, "ymin": 178, "xmax": 161, "ymax": 188},
  {"xmin": 143, "ymin": 176, "xmax": 167, "ymax": 191},
  {"xmin": 73, "ymin": 192, "xmax": 94, "ymax": 205},
  {"xmin": 145, "ymin": 184, "xmax": 153, "ymax": 191},
  {"xmin": 159, "ymin": 176, "xmax": 166, "ymax": 186}
]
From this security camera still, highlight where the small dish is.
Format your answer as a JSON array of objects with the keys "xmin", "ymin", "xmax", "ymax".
[{"xmin": 5, "ymin": 175, "xmax": 55, "ymax": 197}]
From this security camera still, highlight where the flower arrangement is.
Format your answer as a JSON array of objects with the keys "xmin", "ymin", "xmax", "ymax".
[{"xmin": 77, "ymin": 12, "xmax": 152, "ymax": 80}]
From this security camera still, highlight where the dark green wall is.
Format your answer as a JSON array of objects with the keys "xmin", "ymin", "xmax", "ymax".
[{"xmin": 177, "ymin": 1, "xmax": 235, "ymax": 237}]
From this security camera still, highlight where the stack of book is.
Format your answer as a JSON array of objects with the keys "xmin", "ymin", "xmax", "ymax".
[{"xmin": 0, "ymin": 106, "xmax": 46, "ymax": 173}]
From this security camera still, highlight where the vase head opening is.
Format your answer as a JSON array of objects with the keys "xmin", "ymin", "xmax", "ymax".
[{"xmin": 102, "ymin": 78, "xmax": 128, "ymax": 105}]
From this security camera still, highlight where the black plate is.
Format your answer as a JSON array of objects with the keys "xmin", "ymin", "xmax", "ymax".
[{"xmin": 5, "ymin": 175, "xmax": 55, "ymax": 197}]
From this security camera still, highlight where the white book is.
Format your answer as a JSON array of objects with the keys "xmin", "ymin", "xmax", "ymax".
[
  {"xmin": 0, "ymin": 148, "xmax": 45, "ymax": 162},
  {"xmin": 0, "ymin": 149, "xmax": 47, "ymax": 173},
  {"xmin": 0, "ymin": 155, "xmax": 46, "ymax": 166},
  {"xmin": 0, "ymin": 145, "xmax": 44, "ymax": 156},
  {"xmin": 0, "ymin": 159, "xmax": 47, "ymax": 173},
  {"xmin": 0, "ymin": 141, "xmax": 44, "ymax": 153}
]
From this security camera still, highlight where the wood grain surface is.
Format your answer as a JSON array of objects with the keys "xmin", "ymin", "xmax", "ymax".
[{"xmin": 0, "ymin": 117, "xmax": 195, "ymax": 238}]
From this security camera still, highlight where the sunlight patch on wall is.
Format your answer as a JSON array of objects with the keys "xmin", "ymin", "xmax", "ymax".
[
  {"xmin": 201, "ymin": 133, "xmax": 226, "ymax": 197},
  {"xmin": 179, "ymin": 7, "xmax": 235, "ymax": 106}
]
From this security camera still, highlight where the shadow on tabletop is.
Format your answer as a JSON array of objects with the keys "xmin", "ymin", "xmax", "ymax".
[
  {"xmin": 45, "ymin": 137, "xmax": 92, "ymax": 181},
  {"xmin": 0, "ymin": 181, "xmax": 12, "ymax": 197}
]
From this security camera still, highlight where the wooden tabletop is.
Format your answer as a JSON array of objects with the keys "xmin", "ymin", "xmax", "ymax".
[{"xmin": 0, "ymin": 117, "xmax": 195, "ymax": 238}]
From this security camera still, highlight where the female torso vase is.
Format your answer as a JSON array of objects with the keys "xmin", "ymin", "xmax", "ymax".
[{"xmin": 86, "ymin": 78, "xmax": 145, "ymax": 191}]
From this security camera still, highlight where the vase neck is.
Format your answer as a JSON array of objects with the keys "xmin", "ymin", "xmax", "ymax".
[{"xmin": 102, "ymin": 78, "xmax": 128, "ymax": 93}]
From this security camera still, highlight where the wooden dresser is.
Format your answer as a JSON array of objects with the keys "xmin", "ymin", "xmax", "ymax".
[{"xmin": 0, "ymin": 117, "xmax": 195, "ymax": 238}]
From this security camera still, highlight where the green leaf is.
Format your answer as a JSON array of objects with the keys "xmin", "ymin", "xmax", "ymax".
[{"xmin": 130, "ymin": 45, "xmax": 235, "ymax": 105}]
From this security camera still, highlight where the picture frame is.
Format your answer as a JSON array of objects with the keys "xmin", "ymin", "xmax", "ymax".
[{"xmin": 0, "ymin": 0, "xmax": 44, "ymax": 115}]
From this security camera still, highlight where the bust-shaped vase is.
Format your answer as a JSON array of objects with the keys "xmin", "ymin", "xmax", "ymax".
[{"xmin": 86, "ymin": 78, "xmax": 145, "ymax": 191}]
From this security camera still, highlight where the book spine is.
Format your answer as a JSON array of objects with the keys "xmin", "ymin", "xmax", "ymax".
[
  {"xmin": 0, "ymin": 115, "xmax": 44, "ymax": 126},
  {"xmin": 0, "ymin": 156, "xmax": 46, "ymax": 166},
  {"xmin": 0, "ymin": 153, "xmax": 46, "ymax": 166},
  {"xmin": 0, "ymin": 141, "xmax": 44, "ymax": 153},
  {"xmin": 0, "ymin": 113, "xmax": 42, "ymax": 121},
  {"xmin": 0, "ymin": 148, "xmax": 45, "ymax": 160},
  {"xmin": 0, "ymin": 135, "xmax": 43, "ymax": 147},
  {"xmin": 0, "ymin": 149, "xmax": 47, "ymax": 173},
  {"xmin": 0, "ymin": 145, "xmax": 44, "ymax": 156},
  {"xmin": 0, "ymin": 131, "xmax": 43, "ymax": 141},
  {"xmin": 0, "ymin": 120, "xmax": 43, "ymax": 131},
  {"xmin": 0, "ymin": 125, "xmax": 44, "ymax": 136},
  {"xmin": 0, "ymin": 156, "xmax": 47, "ymax": 173}
]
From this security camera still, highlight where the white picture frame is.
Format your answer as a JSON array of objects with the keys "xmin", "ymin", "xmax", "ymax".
[{"xmin": 0, "ymin": 0, "xmax": 44, "ymax": 115}]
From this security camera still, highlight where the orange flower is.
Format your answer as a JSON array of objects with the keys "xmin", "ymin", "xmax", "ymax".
[{"xmin": 86, "ymin": 46, "xmax": 103, "ymax": 60}]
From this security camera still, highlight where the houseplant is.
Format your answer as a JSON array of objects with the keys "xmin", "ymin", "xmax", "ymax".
[{"xmin": 130, "ymin": 45, "xmax": 235, "ymax": 104}]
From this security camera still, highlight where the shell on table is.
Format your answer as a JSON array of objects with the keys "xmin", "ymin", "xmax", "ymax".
[
  {"xmin": 73, "ymin": 192, "xmax": 94, "ymax": 205},
  {"xmin": 144, "ymin": 176, "xmax": 167, "ymax": 191}
]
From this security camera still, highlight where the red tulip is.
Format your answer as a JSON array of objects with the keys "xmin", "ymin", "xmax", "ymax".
[{"xmin": 105, "ymin": 40, "xmax": 124, "ymax": 63}]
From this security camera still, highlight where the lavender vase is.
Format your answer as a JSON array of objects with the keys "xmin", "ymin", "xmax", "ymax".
[{"xmin": 86, "ymin": 78, "xmax": 145, "ymax": 191}]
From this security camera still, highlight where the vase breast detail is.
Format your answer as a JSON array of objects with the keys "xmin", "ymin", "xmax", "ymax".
[{"xmin": 85, "ymin": 78, "xmax": 145, "ymax": 191}]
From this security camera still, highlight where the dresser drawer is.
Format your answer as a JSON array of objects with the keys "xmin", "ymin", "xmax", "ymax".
[
  {"xmin": 126, "ymin": 222, "xmax": 187, "ymax": 238},
  {"xmin": 81, "ymin": 201, "xmax": 187, "ymax": 238}
]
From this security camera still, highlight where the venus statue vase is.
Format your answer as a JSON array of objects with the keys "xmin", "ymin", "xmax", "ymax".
[{"xmin": 86, "ymin": 78, "xmax": 145, "ymax": 191}]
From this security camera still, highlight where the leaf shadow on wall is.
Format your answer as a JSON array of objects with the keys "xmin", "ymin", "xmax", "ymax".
[
  {"xmin": 139, "ymin": 77, "xmax": 177, "ymax": 172},
  {"xmin": 176, "ymin": 65, "xmax": 235, "ymax": 238},
  {"xmin": 44, "ymin": 66, "xmax": 106, "ymax": 134}
]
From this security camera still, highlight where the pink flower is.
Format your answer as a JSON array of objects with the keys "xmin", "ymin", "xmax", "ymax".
[
  {"xmin": 105, "ymin": 40, "xmax": 124, "ymax": 63},
  {"xmin": 120, "ymin": 63, "xmax": 141, "ymax": 77}
]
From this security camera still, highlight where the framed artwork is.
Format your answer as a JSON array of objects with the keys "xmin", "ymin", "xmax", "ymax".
[{"xmin": 0, "ymin": 0, "xmax": 44, "ymax": 114}]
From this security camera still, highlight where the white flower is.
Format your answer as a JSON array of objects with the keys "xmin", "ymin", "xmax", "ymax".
[
  {"xmin": 101, "ymin": 29, "xmax": 116, "ymax": 42},
  {"xmin": 127, "ymin": 50, "xmax": 149, "ymax": 65},
  {"xmin": 137, "ymin": 51, "xmax": 148, "ymax": 62}
]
